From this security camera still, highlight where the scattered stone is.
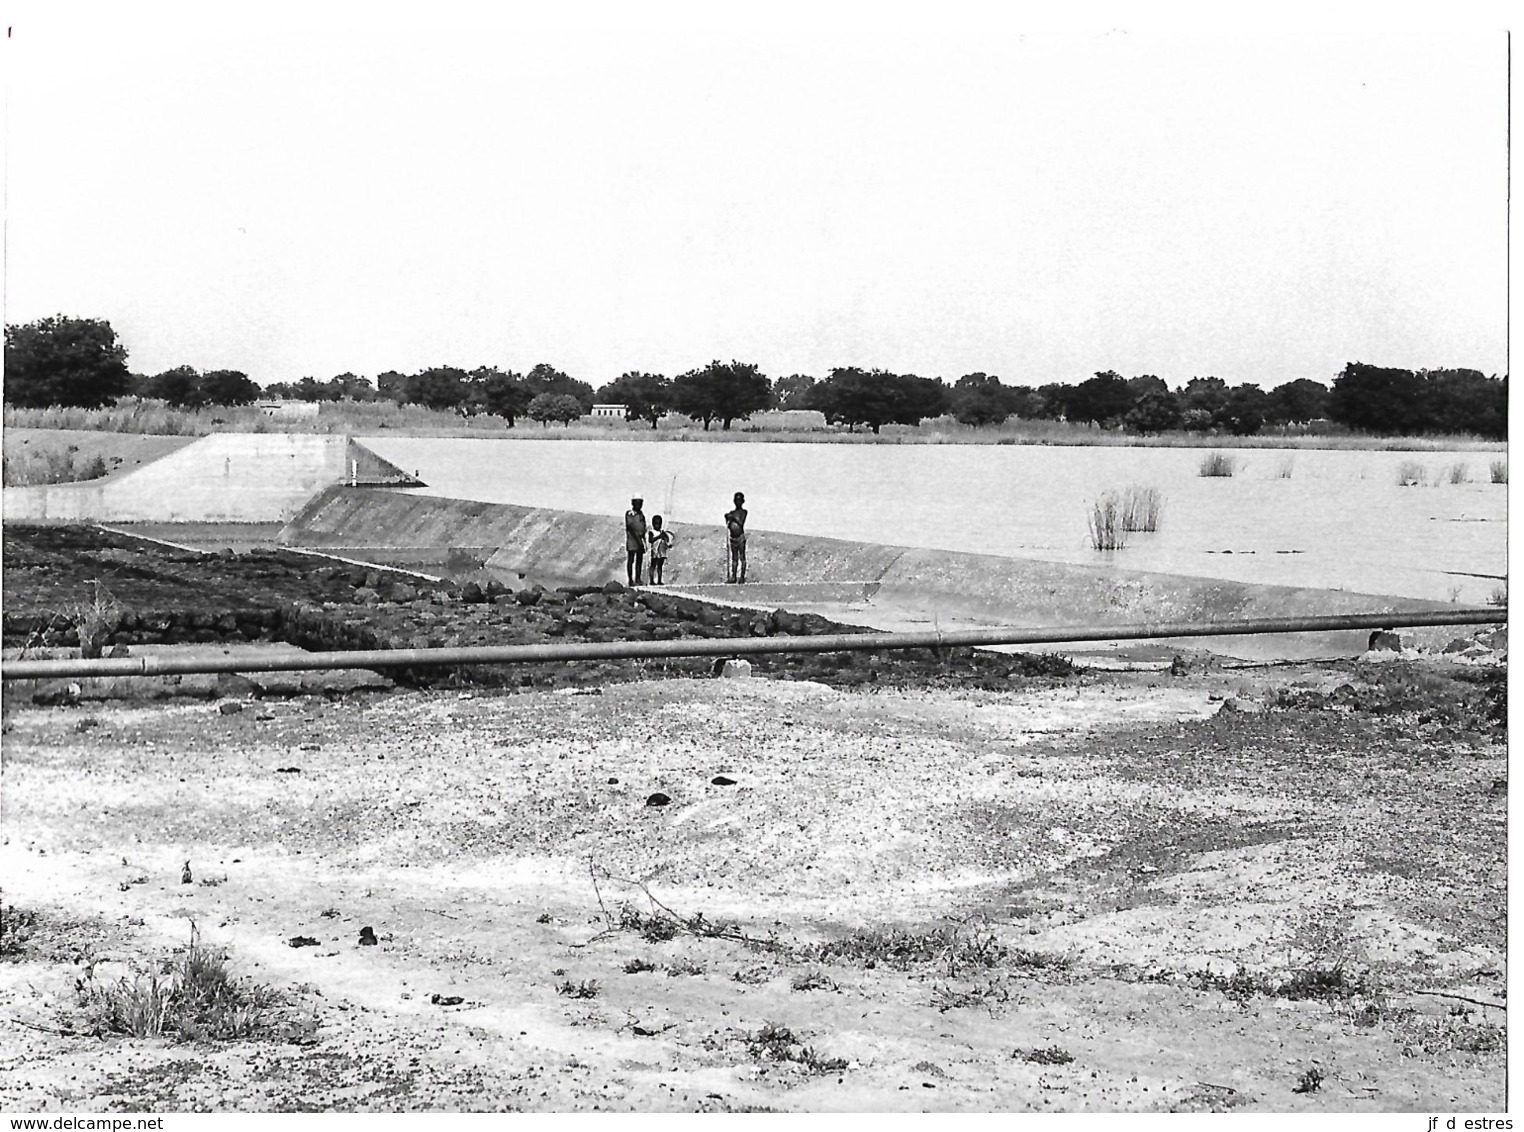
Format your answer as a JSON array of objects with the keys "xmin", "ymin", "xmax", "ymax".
[
  {"xmin": 430, "ymin": 993, "xmax": 465, "ymax": 1006},
  {"xmin": 1443, "ymin": 637, "xmax": 1474, "ymax": 654},
  {"xmin": 711, "ymin": 776, "xmax": 737, "ymax": 787},
  {"xmin": 353, "ymin": 587, "xmax": 381, "ymax": 605},
  {"xmin": 719, "ymin": 659, "xmax": 753, "ymax": 679},
  {"xmin": 646, "ymin": 792, "xmax": 671, "ymax": 807},
  {"xmin": 608, "ymin": 777, "xmax": 619, "ymax": 785},
  {"xmin": 288, "ymin": 935, "xmax": 321, "ymax": 948},
  {"xmin": 516, "ymin": 589, "xmax": 542, "ymax": 607},
  {"xmin": 276, "ymin": 766, "xmax": 302, "ymax": 774},
  {"xmin": 218, "ymin": 701, "xmax": 244, "ymax": 715},
  {"xmin": 602, "ymin": 580, "xmax": 626, "ymax": 595},
  {"xmin": 1482, "ymin": 627, "xmax": 1508, "ymax": 651},
  {"xmin": 1367, "ymin": 630, "xmax": 1402, "ymax": 652},
  {"xmin": 459, "ymin": 582, "xmax": 485, "ymax": 604},
  {"xmin": 1490, "ymin": 777, "xmax": 1507, "ymax": 795},
  {"xmin": 358, "ymin": 927, "xmax": 378, "ymax": 946}
]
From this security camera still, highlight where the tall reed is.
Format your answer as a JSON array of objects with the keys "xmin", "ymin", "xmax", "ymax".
[
  {"xmin": 1198, "ymin": 451, "xmax": 1237, "ymax": 477},
  {"xmin": 1490, "ymin": 459, "xmax": 1508, "ymax": 484},
  {"xmin": 1087, "ymin": 492, "xmax": 1129, "ymax": 551},
  {"xmin": 1119, "ymin": 485, "xmax": 1163, "ymax": 532},
  {"xmin": 1396, "ymin": 461, "xmax": 1427, "ymax": 487}
]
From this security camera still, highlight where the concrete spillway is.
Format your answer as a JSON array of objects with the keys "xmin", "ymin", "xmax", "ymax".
[
  {"xmin": 2, "ymin": 434, "xmax": 417, "ymax": 523},
  {"xmin": 282, "ymin": 486, "xmax": 1446, "ymax": 647}
]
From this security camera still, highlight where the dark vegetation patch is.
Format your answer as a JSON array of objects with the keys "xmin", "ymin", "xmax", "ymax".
[
  {"xmin": 3, "ymin": 524, "xmax": 1079, "ymax": 694},
  {"xmin": 744, "ymin": 1022, "xmax": 849, "ymax": 1074},
  {"xmin": 1271, "ymin": 660, "xmax": 1505, "ymax": 736}
]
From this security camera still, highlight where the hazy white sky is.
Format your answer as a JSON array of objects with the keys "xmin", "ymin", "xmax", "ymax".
[{"xmin": 3, "ymin": 4, "xmax": 1510, "ymax": 390}]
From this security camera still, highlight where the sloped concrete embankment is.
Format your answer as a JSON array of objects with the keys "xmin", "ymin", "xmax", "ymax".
[
  {"xmin": 282, "ymin": 487, "xmax": 1443, "ymax": 639},
  {"xmin": 2, "ymin": 435, "xmax": 415, "ymax": 523}
]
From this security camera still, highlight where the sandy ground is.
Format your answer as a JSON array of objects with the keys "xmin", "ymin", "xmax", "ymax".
[{"xmin": 0, "ymin": 658, "xmax": 1506, "ymax": 1112}]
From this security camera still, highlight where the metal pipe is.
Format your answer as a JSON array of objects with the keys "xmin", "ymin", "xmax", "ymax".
[{"xmin": 1, "ymin": 607, "xmax": 1504, "ymax": 681}]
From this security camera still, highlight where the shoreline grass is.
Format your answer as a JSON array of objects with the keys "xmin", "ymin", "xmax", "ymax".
[{"xmin": 2, "ymin": 402, "xmax": 1506, "ymax": 452}]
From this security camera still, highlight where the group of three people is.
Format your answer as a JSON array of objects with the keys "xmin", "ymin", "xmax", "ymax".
[{"xmin": 623, "ymin": 492, "xmax": 748, "ymax": 587}]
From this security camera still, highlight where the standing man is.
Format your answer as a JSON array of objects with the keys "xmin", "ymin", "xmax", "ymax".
[
  {"xmin": 625, "ymin": 497, "xmax": 648, "ymax": 586},
  {"xmin": 724, "ymin": 491, "xmax": 748, "ymax": 584}
]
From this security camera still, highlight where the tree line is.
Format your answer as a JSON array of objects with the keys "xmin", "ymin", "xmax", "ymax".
[{"xmin": 2, "ymin": 315, "xmax": 1507, "ymax": 439}]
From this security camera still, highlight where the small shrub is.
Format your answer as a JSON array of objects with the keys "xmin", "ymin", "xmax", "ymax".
[
  {"xmin": 623, "ymin": 957, "xmax": 657, "ymax": 974},
  {"xmin": 1397, "ymin": 460, "xmax": 1427, "ymax": 486},
  {"xmin": 1292, "ymin": 1066, "xmax": 1324, "ymax": 1094},
  {"xmin": 790, "ymin": 969, "xmax": 837, "ymax": 992},
  {"xmin": 666, "ymin": 957, "xmax": 705, "ymax": 977},
  {"xmin": 0, "ymin": 905, "xmax": 40, "ymax": 958},
  {"xmin": 1445, "ymin": 462, "xmax": 1469, "ymax": 484},
  {"xmin": 1198, "ymin": 451, "xmax": 1237, "ymax": 477},
  {"xmin": 1087, "ymin": 492, "xmax": 1128, "ymax": 551},
  {"xmin": 931, "ymin": 978, "xmax": 1011, "ymax": 1013},
  {"xmin": 1119, "ymin": 484, "xmax": 1163, "ymax": 533},
  {"xmin": 1009, "ymin": 947, "xmax": 1073, "ymax": 971},
  {"xmin": 1487, "ymin": 584, "xmax": 1507, "ymax": 608},
  {"xmin": 732, "ymin": 966, "xmax": 772, "ymax": 985},
  {"xmin": 555, "ymin": 979, "xmax": 600, "ymax": 999},
  {"xmin": 745, "ymin": 1022, "xmax": 848, "ymax": 1074},
  {"xmin": 1014, "ymin": 1044, "xmax": 1074, "ymax": 1065},
  {"xmin": 1489, "ymin": 459, "xmax": 1507, "ymax": 484}
]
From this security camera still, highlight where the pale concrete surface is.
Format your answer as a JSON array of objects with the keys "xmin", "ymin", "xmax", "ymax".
[
  {"xmin": 281, "ymin": 487, "xmax": 1446, "ymax": 642},
  {"xmin": 3, "ymin": 435, "xmax": 414, "ymax": 523}
]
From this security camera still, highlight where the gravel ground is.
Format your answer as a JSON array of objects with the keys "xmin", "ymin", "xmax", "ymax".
[{"xmin": 0, "ymin": 654, "xmax": 1506, "ymax": 1112}]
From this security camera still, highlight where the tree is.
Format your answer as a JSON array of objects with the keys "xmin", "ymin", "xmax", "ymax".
[
  {"xmin": 1420, "ymin": 368, "xmax": 1506, "ymax": 439},
  {"xmin": 405, "ymin": 367, "xmax": 470, "ymax": 411},
  {"xmin": 1123, "ymin": 388, "xmax": 1182, "ymax": 434},
  {"xmin": 1265, "ymin": 378, "xmax": 1330, "ymax": 426},
  {"xmin": 199, "ymin": 369, "xmax": 260, "ymax": 406},
  {"xmin": 950, "ymin": 372, "xmax": 1011, "ymax": 426},
  {"xmin": 4, "ymin": 315, "xmax": 131, "ymax": 408},
  {"xmin": 1179, "ymin": 376, "xmax": 1230, "ymax": 431},
  {"xmin": 327, "ymin": 372, "xmax": 375, "ymax": 401},
  {"xmin": 669, "ymin": 360, "xmax": 771, "ymax": 430},
  {"xmin": 524, "ymin": 363, "xmax": 595, "ymax": 414},
  {"xmin": 596, "ymin": 371, "xmax": 671, "ymax": 428},
  {"xmin": 1066, "ymin": 371, "xmax": 1133, "ymax": 427},
  {"xmin": 376, "ymin": 371, "xmax": 409, "ymax": 404},
  {"xmin": 470, "ymin": 366, "xmax": 532, "ymax": 426},
  {"xmin": 527, "ymin": 392, "xmax": 583, "ymax": 426},
  {"xmin": 804, "ymin": 368, "xmax": 945, "ymax": 433},
  {"xmin": 146, "ymin": 365, "xmax": 205, "ymax": 409},
  {"xmin": 1213, "ymin": 383, "xmax": 1269, "ymax": 436},
  {"xmin": 1328, "ymin": 363, "xmax": 1427, "ymax": 434},
  {"xmin": 772, "ymin": 373, "xmax": 817, "ymax": 410}
]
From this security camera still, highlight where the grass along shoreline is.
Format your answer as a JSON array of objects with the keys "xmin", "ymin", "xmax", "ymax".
[{"xmin": 3, "ymin": 402, "xmax": 1506, "ymax": 453}]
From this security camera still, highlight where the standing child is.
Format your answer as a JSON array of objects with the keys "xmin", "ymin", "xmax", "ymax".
[{"xmin": 648, "ymin": 515, "xmax": 674, "ymax": 585}]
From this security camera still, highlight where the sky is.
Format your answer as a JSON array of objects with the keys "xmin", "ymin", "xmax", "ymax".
[{"xmin": 2, "ymin": 4, "xmax": 1510, "ymax": 391}]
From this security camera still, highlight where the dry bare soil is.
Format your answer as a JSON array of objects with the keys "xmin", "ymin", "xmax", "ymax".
[{"xmin": 0, "ymin": 657, "xmax": 1506, "ymax": 1112}]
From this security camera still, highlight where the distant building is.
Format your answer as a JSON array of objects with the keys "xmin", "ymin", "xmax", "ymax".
[
  {"xmin": 255, "ymin": 400, "xmax": 321, "ymax": 419},
  {"xmin": 590, "ymin": 404, "xmax": 627, "ymax": 420}
]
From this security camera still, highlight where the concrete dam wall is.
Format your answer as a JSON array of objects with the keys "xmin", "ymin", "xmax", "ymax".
[
  {"xmin": 3, "ymin": 435, "xmax": 416, "ymax": 523},
  {"xmin": 282, "ymin": 486, "xmax": 1438, "ymax": 633}
]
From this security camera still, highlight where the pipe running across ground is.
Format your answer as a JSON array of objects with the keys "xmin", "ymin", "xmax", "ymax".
[{"xmin": 1, "ymin": 608, "xmax": 1505, "ymax": 681}]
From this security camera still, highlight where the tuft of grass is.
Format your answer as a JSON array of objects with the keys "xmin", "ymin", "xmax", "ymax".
[
  {"xmin": 64, "ymin": 580, "xmax": 124, "ymax": 660},
  {"xmin": 75, "ymin": 926, "xmax": 291, "ymax": 1041},
  {"xmin": 1397, "ymin": 460, "xmax": 1427, "ymax": 486},
  {"xmin": 1445, "ymin": 461, "xmax": 1470, "ymax": 484},
  {"xmin": 555, "ymin": 979, "xmax": 600, "ymax": 999},
  {"xmin": 1086, "ymin": 492, "xmax": 1128, "ymax": 551},
  {"xmin": 665, "ymin": 957, "xmax": 706, "ymax": 978},
  {"xmin": 1275, "ymin": 455, "xmax": 1296, "ymax": 479},
  {"xmin": 931, "ymin": 978, "xmax": 1012, "ymax": 1013},
  {"xmin": 1489, "ymin": 459, "xmax": 1507, "ymax": 484},
  {"xmin": 1014, "ymin": 1044, "xmax": 1074, "ymax": 1065},
  {"xmin": 1198, "ymin": 451, "xmax": 1237, "ymax": 477},
  {"xmin": 623, "ymin": 957, "xmax": 657, "ymax": 974},
  {"xmin": 1119, "ymin": 484, "xmax": 1164, "ymax": 532}
]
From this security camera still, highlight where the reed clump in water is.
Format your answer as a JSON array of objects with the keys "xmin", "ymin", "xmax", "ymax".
[
  {"xmin": 1119, "ymin": 485, "xmax": 1163, "ymax": 533},
  {"xmin": 1397, "ymin": 461, "xmax": 1427, "ymax": 487},
  {"xmin": 1198, "ymin": 451, "xmax": 1236, "ymax": 477},
  {"xmin": 1087, "ymin": 492, "xmax": 1129, "ymax": 551},
  {"xmin": 1490, "ymin": 459, "xmax": 1507, "ymax": 484}
]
